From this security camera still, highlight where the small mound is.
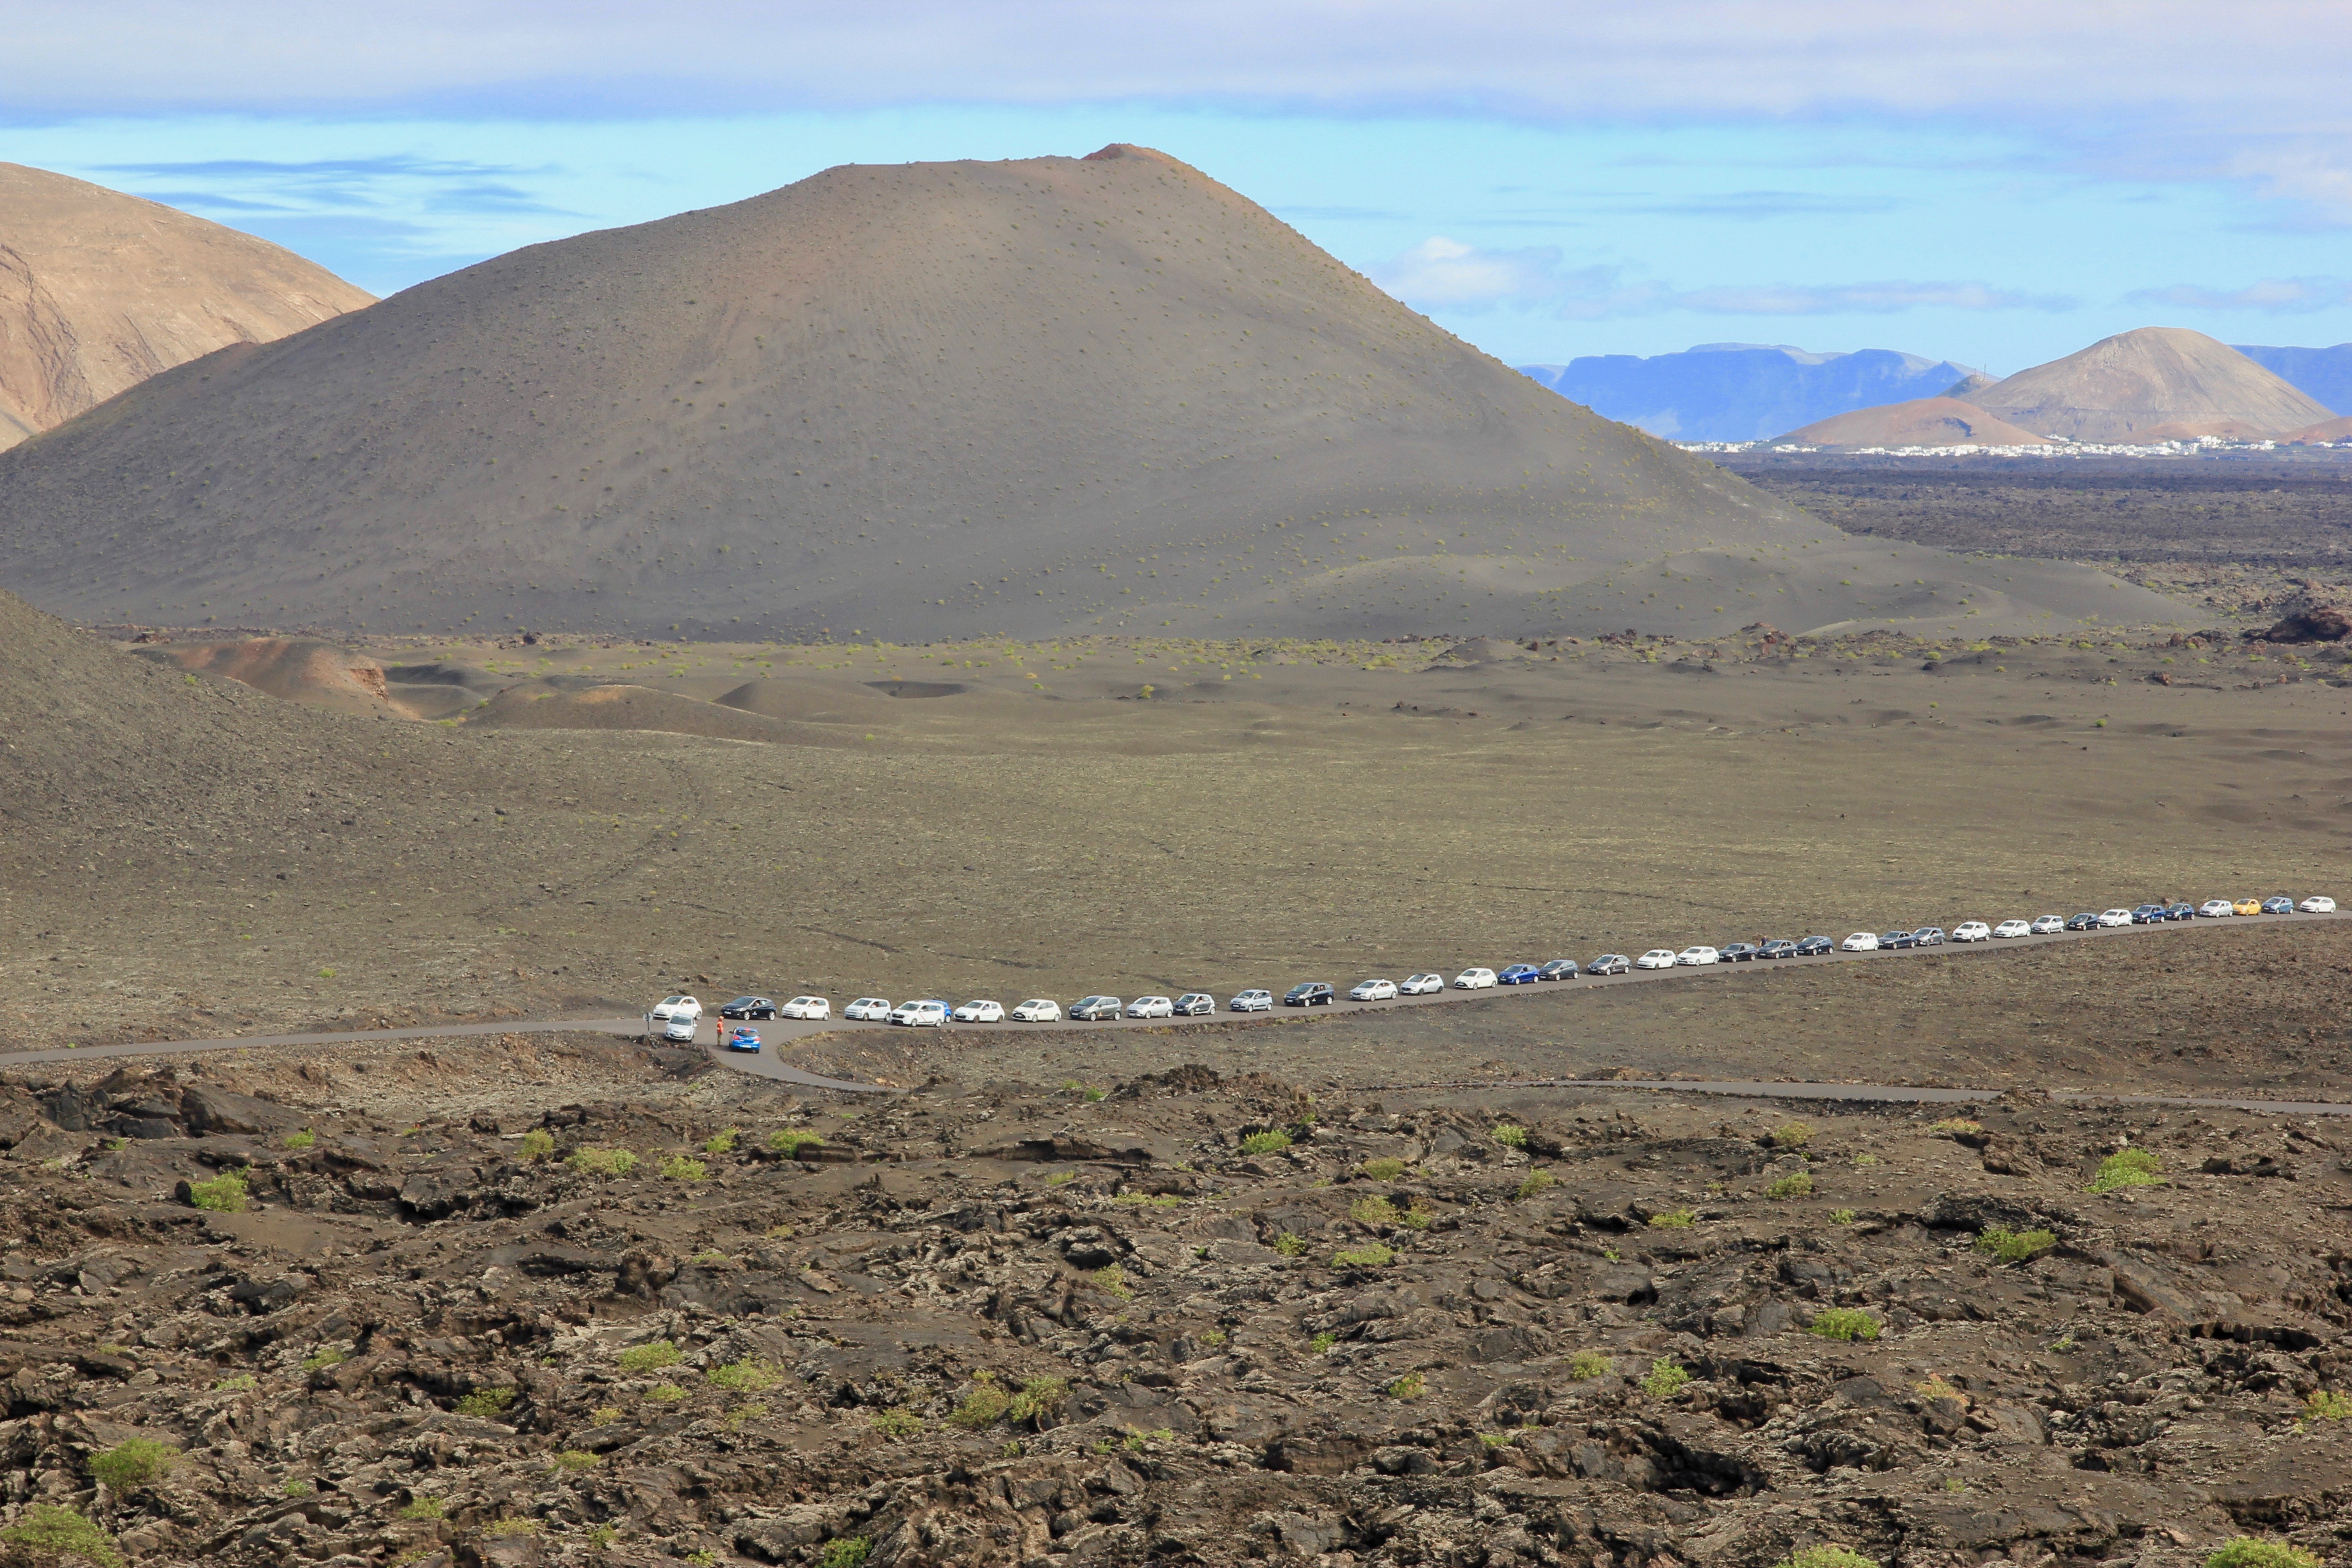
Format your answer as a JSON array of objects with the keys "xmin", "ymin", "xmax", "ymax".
[
  {"xmin": 465, "ymin": 682, "xmax": 860, "ymax": 746},
  {"xmin": 2282, "ymin": 414, "xmax": 2352, "ymax": 445},
  {"xmin": 1779, "ymin": 397, "xmax": 2050, "ymax": 447},
  {"xmin": 135, "ymin": 637, "xmax": 402, "ymax": 718},
  {"xmin": 1440, "ymin": 637, "xmax": 1531, "ymax": 664}
]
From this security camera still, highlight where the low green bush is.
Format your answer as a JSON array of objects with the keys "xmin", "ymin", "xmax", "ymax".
[
  {"xmin": 660, "ymin": 1154, "xmax": 708, "ymax": 1181},
  {"xmin": 704, "ymin": 1127, "xmax": 740, "ymax": 1154},
  {"xmin": 1309, "ymin": 1331, "xmax": 1337, "ymax": 1355},
  {"xmin": 88, "ymin": 1437, "xmax": 176, "ymax": 1493},
  {"xmin": 519, "ymin": 1128, "xmax": 555, "ymax": 1159},
  {"xmin": 1642, "ymin": 1359, "xmax": 1690, "ymax": 1397},
  {"xmin": 1009, "ymin": 1376, "xmax": 1067, "ymax": 1425},
  {"xmin": 870, "ymin": 1408, "xmax": 923, "ymax": 1437},
  {"xmin": 186, "ymin": 1170, "xmax": 249, "ymax": 1212},
  {"xmin": 400, "ymin": 1496, "xmax": 446, "ymax": 1520},
  {"xmin": 1273, "ymin": 1233, "xmax": 1307, "ymax": 1257},
  {"xmin": 1517, "ymin": 1170, "xmax": 1556, "ymax": 1199},
  {"xmin": 0, "ymin": 1504, "xmax": 122, "ymax": 1568},
  {"xmin": 2088, "ymin": 1148, "xmax": 2164, "ymax": 1194},
  {"xmin": 1387, "ymin": 1372, "xmax": 1425, "ymax": 1400},
  {"xmin": 282, "ymin": 1129, "xmax": 315, "ymax": 1151},
  {"xmin": 1772, "ymin": 1122, "xmax": 1813, "ymax": 1149},
  {"xmin": 1975, "ymin": 1226, "xmax": 2057, "ymax": 1263},
  {"xmin": 1809, "ymin": 1308, "xmax": 1882, "ymax": 1342},
  {"xmin": 2205, "ymin": 1541, "xmax": 2319, "ymax": 1568},
  {"xmin": 1240, "ymin": 1129, "xmax": 1293, "ymax": 1156},
  {"xmin": 821, "ymin": 1538, "xmax": 874, "ymax": 1568},
  {"xmin": 951, "ymin": 1374, "xmax": 1011, "ymax": 1429},
  {"xmin": 1492, "ymin": 1124, "xmax": 1529, "ymax": 1149},
  {"xmin": 1332, "ymin": 1243, "xmax": 1394, "ymax": 1269},
  {"xmin": 1359, "ymin": 1157, "xmax": 1406, "ymax": 1181},
  {"xmin": 568, "ymin": 1147, "xmax": 638, "ymax": 1177},
  {"xmin": 769, "ymin": 1129, "xmax": 823, "ymax": 1157},
  {"xmin": 552, "ymin": 1450, "xmax": 599, "ymax": 1472},
  {"xmin": 456, "ymin": 1386, "xmax": 517, "ymax": 1418},
  {"xmin": 617, "ymin": 1340, "xmax": 681, "ymax": 1374},
  {"xmin": 1648, "ymin": 1208, "xmax": 1695, "ymax": 1228},
  {"xmin": 1765, "ymin": 1171, "xmax": 1814, "ymax": 1200},
  {"xmin": 1568, "ymin": 1350, "xmax": 1612, "ymax": 1381},
  {"xmin": 1775, "ymin": 1548, "xmax": 1877, "ymax": 1568},
  {"xmin": 706, "ymin": 1359, "xmax": 780, "ymax": 1394}
]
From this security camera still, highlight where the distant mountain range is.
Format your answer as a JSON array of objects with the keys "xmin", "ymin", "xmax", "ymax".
[
  {"xmin": 1517, "ymin": 344, "xmax": 1980, "ymax": 443},
  {"xmin": 1523, "ymin": 340, "xmax": 2350, "ymax": 444}
]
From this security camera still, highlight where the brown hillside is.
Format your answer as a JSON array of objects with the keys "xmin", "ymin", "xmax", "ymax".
[
  {"xmin": 1967, "ymin": 326, "xmax": 2333, "ymax": 442},
  {"xmin": 2283, "ymin": 414, "xmax": 2352, "ymax": 444},
  {"xmin": 0, "ymin": 163, "xmax": 371, "ymax": 450},
  {"xmin": 1778, "ymin": 396, "xmax": 2050, "ymax": 447},
  {"xmin": 0, "ymin": 145, "xmax": 2050, "ymax": 644}
]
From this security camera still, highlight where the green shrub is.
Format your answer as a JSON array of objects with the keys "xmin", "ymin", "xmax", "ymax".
[
  {"xmin": 1332, "ymin": 1243, "xmax": 1394, "ymax": 1269},
  {"xmin": 1492, "ymin": 1124, "xmax": 1529, "ymax": 1149},
  {"xmin": 568, "ymin": 1147, "xmax": 638, "ymax": 1177},
  {"xmin": 1240, "ymin": 1129, "xmax": 1293, "ymax": 1156},
  {"xmin": 1350, "ymin": 1195, "xmax": 1400, "ymax": 1227},
  {"xmin": 1828, "ymin": 1208, "xmax": 1859, "ymax": 1226},
  {"xmin": 660, "ymin": 1154, "xmax": 709, "ymax": 1181},
  {"xmin": 1273, "ymin": 1232, "xmax": 1307, "ymax": 1257},
  {"xmin": 1387, "ymin": 1372, "xmax": 1425, "ymax": 1400},
  {"xmin": 1044, "ymin": 1170, "xmax": 1077, "ymax": 1186},
  {"xmin": 1975, "ymin": 1226, "xmax": 2057, "ymax": 1264},
  {"xmin": 1111, "ymin": 1191, "xmax": 1184, "ymax": 1207},
  {"xmin": 1772, "ymin": 1122, "xmax": 1813, "ymax": 1149},
  {"xmin": 1517, "ymin": 1170, "xmax": 1556, "ymax": 1200},
  {"xmin": 590, "ymin": 1406, "xmax": 623, "ymax": 1426},
  {"xmin": 0, "ymin": 1504, "xmax": 122, "ymax": 1568},
  {"xmin": 213, "ymin": 1372, "xmax": 257, "ymax": 1392},
  {"xmin": 520, "ymin": 1128, "xmax": 556, "ymax": 1159},
  {"xmin": 1397, "ymin": 1200, "xmax": 1435, "ymax": 1231},
  {"xmin": 951, "ymin": 1374, "xmax": 1011, "ymax": 1428},
  {"xmin": 400, "ymin": 1496, "xmax": 446, "ymax": 1520},
  {"xmin": 187, "ymin": 1170, "xmax": 249, "ymax": 1212},
  {"xmin": 282, "ymin": 1479, "xmax": 312, "ymax": 1497},
  {"xmin": 644, "ymin": 1383, "xmax": 687, "ymax": 1402},
  {"xmin": 1569, "ymin": 1350, "xmax": 1612, "ymax": 1382},
  {"xmin": 704, "ymin": 1127, "xmax": 740, "ymax": 1154},
  {"xmin": 870, "ymin": 1408, "xmax": 923, "ymax": 1437},
  {"xmin": 282, "ymin": 1129, "xmax": 315, "ymax": 1151},
  {"xmin": 821, "ymin": 1538, "xmax": 874, "ymax": 1568},
  {"xmin": 769, "ymin": 1129, "xmax": 823, "ymax": 1157},
  {"xmin": 1642, "ymin": 1359, "xmax": 1690, "ymax": 1398},
  {"xmin": 485, "ymin": 1518, "xmax": 541, "ymax": 1537},
  {"xmin": 1360, "ymin": 1157, "xmax": 1406, "ymax": 1181},
  {"xmin": 1765, "ymin": 1170, "xmax": 1814, "ymax": 1200},
  {"xmin": 617, "ymin": 1340, "xmax": 681, "ymax": 1374},
  {"xmin": 2205, "ymin": 1542, "xmax": 2318, "ymax": 1568},
  {"xmin": 1775, "ymin": 1549, "xmax": 1877, "ymax": 1568},
  {"xmin": 552, "ymin": 1450, "xmax": 599, "ymax": 1472},
  {"xmin": 1090, "ymin": 1264, "xmax": 1132, "ymax": 1300},
  {"xmin": 1309, "ymin": 1332, "xmax": 1337, "ymax": 1355},
  {"xmin": 1648, "ymin": 1207, "xmax": 1695, "ymax": 1228},
  {"xmin": 301, "ymin": 1347, "xmax": 346, "ymax": 1373},
  {"xmin": 1009, "ymin": 1376, "xmax": 1068, "ymax": 1424},
  {"xmin": 1809, "ymin": 1308, "xmax": 1882, "ymax": 1342},
  {"xmin": 88, "ymin": 1437, "xmax": 176, "ymax": 1493},
  {"xmin": 706, "ymin": 1359, "xmax": 780, "ymax": 1394},
  {"xmin": 1927, "ymin": 1118, "xmax": 1983, "ymax": 1136},
  {"xmin": 2088, "ymin": 1148, "xmax": 2164, "ymax": 1194},
  {"xmin": 2300, "ymin": 1389, "xmax": 2352, "ymax": 1426},
  {"xmin": 456, "ymin": 1386, "xmax": 517, "ymax": 1418}
]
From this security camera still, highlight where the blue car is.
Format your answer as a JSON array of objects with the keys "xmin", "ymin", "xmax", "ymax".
[
  {"xmin": 1497, "ymin": 964, "xmax": 1542, "ymax": 985},
  {"xmin": 723, "ymin": 1026, "xmax": 762, "ymax": 1054}
]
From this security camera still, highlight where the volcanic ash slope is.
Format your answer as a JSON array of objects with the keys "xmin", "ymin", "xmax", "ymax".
[
  {"xmin": 0, "ymin": 145, "xmax": 2178, "ymax": 641},
  {"xmin": 1966, "ymin": 326, "xmax": 2335, "ymax": 442},
  {"xmin": 0, "ymin": 162, "xmax": 371, "ymax": 450}
]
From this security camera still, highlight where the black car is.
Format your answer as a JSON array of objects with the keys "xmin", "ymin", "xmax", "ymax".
[
  {"xmin": 1881, "ymin": 929, "xmax": 1914, "ymax": 949},
  {"xmin": 1794, "ymin": 936, "xmax": 1833, "ymax": 956},
  {"xmin": 1720, "ymin": 942, "xmax": 1760, "ymax": 962},
  {"xmin": 2130, "ymin": 904, "xmax": 2165, "ymax": 925},
  {"xmin": 1284, "ymin": 983, "xmax": 1335, "ymax": 1007},
  {"xmin": 1538, "ymin": 959, "xmax": 1580, "ymax": 980},
  {"xmin": 2166, "ymin": 902, "xmax": 2197, "ymax": 921},
  {"xmin": 1759, "ymin": 939, "xmax": 1798, "ymax": 959},
  {"xmin": 1912, "ymin": 926, "xmax": 1946, "ymax": 946},
  {"xmin": 1586, "ymin": 954, "xmax": 1632, "ymax": 976},
  {"xmin": 2064, "ymin": 912, "xmax": 2100, "ymax": 931},
  {"xmin": 718, "ymin": 995, "xmax": 777, "ymax": 1020}
]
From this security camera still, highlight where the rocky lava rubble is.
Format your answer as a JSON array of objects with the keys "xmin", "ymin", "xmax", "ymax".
[{"xmin": 0, "ymin": 1046, "xmax": 2347, "ymax": 1568}]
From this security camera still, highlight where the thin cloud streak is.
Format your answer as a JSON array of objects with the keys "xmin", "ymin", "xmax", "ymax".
[{"xmin": 2129, "ymin": 277, "xmax": 2352, "ymax": 313}]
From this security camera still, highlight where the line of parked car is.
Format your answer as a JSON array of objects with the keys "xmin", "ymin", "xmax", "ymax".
[{"xmin": 645, "ymin": 892, "xmax": 2336, "ymax": 1045}]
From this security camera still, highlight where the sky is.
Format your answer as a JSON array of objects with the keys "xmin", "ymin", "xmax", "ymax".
[{"xmin": 7, "ymin": 1, "xmax": 2352, "ymax": 375}]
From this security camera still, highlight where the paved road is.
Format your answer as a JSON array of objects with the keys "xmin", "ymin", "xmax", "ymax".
[{"xmin": 3, "ymin": 910, "xmax": 2343, "ymax": 1111}]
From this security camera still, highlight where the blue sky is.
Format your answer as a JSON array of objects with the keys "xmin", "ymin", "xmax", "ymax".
[{"xmin": 8, "ymin": 2, "xmax": 2351, "ymax": 373}]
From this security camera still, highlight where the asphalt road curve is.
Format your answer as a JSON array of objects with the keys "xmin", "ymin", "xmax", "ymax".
[{"xmin": 4, "ymin": 910, "xmax": 2344, "ymax": 1112}]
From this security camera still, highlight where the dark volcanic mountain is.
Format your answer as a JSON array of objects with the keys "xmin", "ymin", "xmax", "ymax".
[{"xmin": 0, "ymin": 146, "xmax": 2181, "ymax": 642}]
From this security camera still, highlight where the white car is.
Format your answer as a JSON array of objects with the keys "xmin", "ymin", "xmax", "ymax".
[
  {"xmin": 1453, "ymin": 968, "xmax": 1498, "ymax": 989},
  {"xmin": 1399, "ymin": 973, "xmax": 1446, "ymax": 995},
  {"xmin": 1126, "ymin": 996, "xmax": 1174, "ymax": 1019},
  {"xmin": 660, "ymin": 1012, "xmax": 698, "ymax": 1043},
  {"xmin": 650, "ymin": 994, "xmax": 701, "ymax": 1023},
  {"xmin": 1010, "ymin": 998, "xmax": 1063, "ymax": 1022},
  {"xmin": 2300, "ymin": 896, "xmax": 2337, "ymax": 914},
  {"xmin": 1230, "ymin": 990, "xmax": 1274, "ymax": 1012},
  {"xmin": 2029, "ymin": 915, "xmax": 2064, "ymax": 935},
  {"xmin": 1636, "ymin": 949, "xmax": 1680, "ymax": 970},
  {"xmin": 779, "ymin": 995, "xmax": 831, "ymax": 1019},
  {"xmin": 2196, "ymin": 900, "xmax": 2234, "ymax": 919},
  {"xmin": 1952, "ymin": 921, "xmax": 1993, "ymax": 943},
  {"xmin": 843, "ymin": 996, "xmax": 893, "ymax": 1022},
  {"xmin": 1675, "ymin": 946, "xmax": 1720, "ymax": 966},
  {"xmin": 889, "ymin": 1000, "xmax": 949, "ymax": 1027},
  {"xmin": 1349, "ymin": 979, "xmax": 1398, "ymax": 1002},
  {"xmin": 1839, "ymin": 932, "xmax": 1879, "ymax": 952},
  {"xmin": 2097, "ymin": 909, "xmax": 2134, "ymax": 927},
  {"xmin": 952, "ymin": 1000, "xmax": 1005, "ymax": 1023},
  {"xmin": 1992, "ymin": 920, "xmax": 2032, "ymax": 940},
  {"xmin": 1174, "ymin": 993, "xmax": 1217, "ymax": 1016}
]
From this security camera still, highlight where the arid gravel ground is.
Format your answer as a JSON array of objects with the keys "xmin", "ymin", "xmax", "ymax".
[{"xmin": 0, "ymin": 1035, "xmax": 2347, "ymax": 1568}]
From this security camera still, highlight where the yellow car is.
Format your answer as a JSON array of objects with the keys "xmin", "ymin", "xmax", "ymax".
[{"xmin": 2232, "ymin": 897, "xmax": 2264, "ymax": 916}]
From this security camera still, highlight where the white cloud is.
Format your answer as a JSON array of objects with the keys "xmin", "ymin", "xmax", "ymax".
[
  {"xmin": 2128, "ymin": 277, "xmax": 2352, "ymax": 312},
  {"xmin": 1374, "ymin": 238, "xmax": 2073, "ymax": 318}
]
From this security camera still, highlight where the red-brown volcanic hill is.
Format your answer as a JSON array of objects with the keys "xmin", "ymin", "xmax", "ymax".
[
  {"xmin": 1965, "ymin": 326, "xmax": 2333, "ymax": 443},
  {"xmin": 1777, "ymin": 396, "xmax": 2050, "ymax": 447},
  {"xmin": 0, "ymin": 163, "xmax": 371, "ymax": 450},
  {"xmin": 0, "ymin": 145, "xmax": 1842, "ymax": 643}
]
